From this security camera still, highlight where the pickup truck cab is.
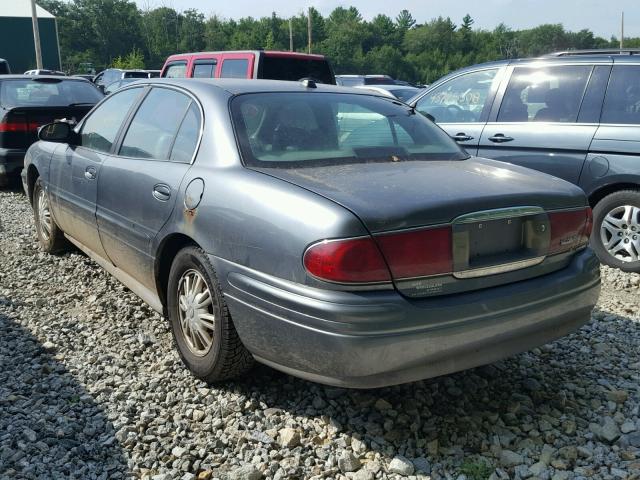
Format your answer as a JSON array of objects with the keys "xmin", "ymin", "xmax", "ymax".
[{"xmin": 160, "ymin": 50, "xmax": 336, "ymax": 85}]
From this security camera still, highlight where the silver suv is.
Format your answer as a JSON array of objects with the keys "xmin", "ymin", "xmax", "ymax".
[{"xmin": 411, "ymin": 49, "xmax": 640, "ymax": 272}]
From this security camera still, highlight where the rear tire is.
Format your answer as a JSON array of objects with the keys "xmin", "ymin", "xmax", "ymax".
[
  {"xmin": 591, "ymin": 190, "xmax": 640, "ymax": 273},
  {"xmin": 33, "ymin": 178, "xmax": 69, "ymax": 254},
  {"xmin": 167, "ymin": 246, "xmax": 254, "ymax": 382}
]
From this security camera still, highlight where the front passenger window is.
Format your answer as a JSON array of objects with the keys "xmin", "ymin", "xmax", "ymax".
[
  {"xmin": 80, "ymin": 87, "xmax": 142, "ymax": 153},
  {"xmin": 416, "ymin": 69, "xmax": 499, "ymax": 123}
]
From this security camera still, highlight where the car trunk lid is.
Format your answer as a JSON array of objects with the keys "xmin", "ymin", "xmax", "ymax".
[{"xmin": 254, "ymin": 158, "xmax": 591, "ymax": 297}]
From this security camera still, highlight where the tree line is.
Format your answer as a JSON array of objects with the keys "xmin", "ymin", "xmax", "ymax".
[{"xmin": 39, "ymin": 0, "xmax": 640, "ymax": 83}]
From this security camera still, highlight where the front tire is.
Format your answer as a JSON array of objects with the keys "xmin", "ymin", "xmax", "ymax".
[
  {"xmin": 167, "ymin": 246, "xmax": 253, "ymax": 382},
  {"xmin": 33, "ymin": 178, "xmax": 69, "ymax": 254},
  {"xmin": 591, "ymin": 190, "xmax": 640, "ymax": 273}
]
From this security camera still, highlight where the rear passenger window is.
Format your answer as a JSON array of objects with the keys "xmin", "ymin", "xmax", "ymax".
[
  {"xmin": 220, "ymin": 59, "xmax": 249, "ymax": 78},
  {"xmin": 120, "ymin": 88, "xmax": 191, "ymax": 160},
  {"xmin": 498, "ymin": 65, "xmax": 591, "ymax": 122},
  {"xmin": 80, "ymin": 87, "xmax": 142, "ymax": 153},
  {"xmin": 164, "ymin": 63, "xmax": 187, "ymax": 78},
  {"xmin": 170, "ymin": 103, "xmax": 201, "ymax": 163},
  {"xmin": 601, "ymin": 66, "xmax": 640, "ymax": 125},
  {"xmin": 192, "ymin": 62, "xmax": 216, "ymax": 78}
]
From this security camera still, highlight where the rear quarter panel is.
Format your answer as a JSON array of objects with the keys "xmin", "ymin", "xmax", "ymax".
[
  {"xmin": 582, "ymin": 125, "xmax": 640, "ymax": 197},
  {"xmin": 152, "ymin": 86, "xmax": 365, "ymax": 286}
]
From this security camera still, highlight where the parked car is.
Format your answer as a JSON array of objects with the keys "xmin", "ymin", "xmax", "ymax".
[
  {"xmin": 0, "ymin": 75, "xmax": 102, "ymax": 186},
  {"xmin": 23, "ymin": 78, "xmax": 599, "ymax": 387},
  {"xmin": 161, "ymin": 50, "xmax": 336, "ymax": 84},
  {"xmin": 104, "ymin": 77, "xmax": 142, "ymax": 95},
  {"xmin": 354, "ymin": 84, "xmax": 421, "ymax": 102},
  {"xmin": 335, "ymin": 74, "xmax": 396, "ymax": 86},
  {"xmin": 72, "ymin": 74, "xmax": 95, "ymax": 81},
  {"xmin": 93, "ymin": 69, "xmax": 150, "ymax": 91},
  {"xmin": 0, "ymin": 59, "xmax": 10, "ymax": 74},
  {"xmin": 24, "ymin": 69, "xmax": 65, "ymax": 76},
  {"xmin": 410, "ymin": 49, "xmax": 640, "ymax": 272}
]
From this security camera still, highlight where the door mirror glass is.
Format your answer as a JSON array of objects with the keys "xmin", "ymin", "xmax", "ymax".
[{"xmin": 38, "ymin": 121, "xmax": 73, "ymax": 143}]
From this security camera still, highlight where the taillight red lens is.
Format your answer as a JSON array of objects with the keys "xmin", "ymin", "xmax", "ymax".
[
  {"xmin": 548, "ymin": 207, "xmax": 592, "ymax": 254},
  {"xmin": 0, "ymin": 122, "xmax": 40, "ymax": 132},
  {"xmin": 376, "ymin": 226, "xmax": 453, "ymax": 278},
  {"xmin": 303, "ymin": 237, "xmax": 391, "ymax": 283}
]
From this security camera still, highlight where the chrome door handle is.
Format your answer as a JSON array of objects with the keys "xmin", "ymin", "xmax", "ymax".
[
  {"xmin": 84, "ymin": 167, "xmax": 97, "ymax": 180},
  {"xmin": 452, "ymin": 133, "xmax": 474, "ymax": 142},
  {"xmin": 153, "ymin": 184, "xmax": 171, "ymax": 201},
  {"xmin": 488, "ymin": 134, "xmax": 514, "ymax": 143}
]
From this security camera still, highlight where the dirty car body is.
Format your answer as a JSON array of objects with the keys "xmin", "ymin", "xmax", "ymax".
[{"xmin": 23, "ymin": 79, "xmax": 600, "ymax": 388}]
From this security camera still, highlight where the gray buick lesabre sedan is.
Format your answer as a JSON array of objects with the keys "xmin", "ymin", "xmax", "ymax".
[{"xmin": 22, "ymin": 79, "xmax": 600, "ymax": 388}]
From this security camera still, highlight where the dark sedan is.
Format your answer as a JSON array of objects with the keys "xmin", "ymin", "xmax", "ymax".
[
  {"xmin": 23, "ymin": 79, "xmax": 600, "ymax": 388},
  {"xmin": 0, "ymin": 75, "xmax": 103, "ymax": 186}
]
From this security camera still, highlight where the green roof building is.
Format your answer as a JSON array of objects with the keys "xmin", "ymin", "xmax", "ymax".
[{"xmin": 0, "ymin": 0, "xmax": 61, "ymax": 73}]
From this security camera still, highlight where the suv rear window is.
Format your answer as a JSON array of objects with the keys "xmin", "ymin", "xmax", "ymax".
[
  {"xmin": 260, "ymin": 56, "xmax": 334, "ymax": 84},
  {"xmin": 0, "ymin": 79, "xmax": 103, "ymax": 107},
  {"xmin": 231, "ymin": 92, "xmax": 467, "ymax": 167}
]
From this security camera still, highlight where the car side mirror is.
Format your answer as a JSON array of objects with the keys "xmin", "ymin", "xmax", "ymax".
[
  {"xmin": 38, "ymin": 121, "xmax": 76, "ymax": 144},
  {"xmin": 423, "ymin": 112, "xmax": 436, "ymax": 123}
]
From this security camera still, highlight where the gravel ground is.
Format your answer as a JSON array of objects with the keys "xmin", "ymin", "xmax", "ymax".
[{"xmin": 1, "ymin": 188, "xmax": 639, "ymax": 480}]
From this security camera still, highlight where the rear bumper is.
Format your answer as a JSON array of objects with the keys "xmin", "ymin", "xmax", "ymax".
[
  {"xmin": 0, "ymin": 148, "xmax": 25, "ymax": 186},
  {"xmin": 213, "ymin": 248, "xmax": 600, "ymax": 388}
]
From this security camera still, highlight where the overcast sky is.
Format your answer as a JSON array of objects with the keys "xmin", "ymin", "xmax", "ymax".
[{"xmin": 133, "ymin": 0, "xmax": 637, "ymax": 39}]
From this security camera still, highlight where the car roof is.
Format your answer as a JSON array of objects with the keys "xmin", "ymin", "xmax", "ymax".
[
  {"xmin": 165, "ymin": 50, "xmax": 326, "ymax": 61},
  {"xmin": 0, "ymin": 74, "xmax": 88, "ymax": 81},
  {"xmin": 129, "ymin": 78, "xmax": 380, "ymax": 97}
]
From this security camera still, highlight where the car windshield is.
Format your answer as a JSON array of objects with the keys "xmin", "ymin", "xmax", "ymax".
[
  {"xmin": 0, "ymin": 79, "xmax": 103, "ymax": 107},
  {"xmin": 231, "ymin": 92, "xmax": 468, "ymax": 167}
]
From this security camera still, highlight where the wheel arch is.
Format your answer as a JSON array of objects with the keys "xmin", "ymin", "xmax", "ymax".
[
  {"xmin": 588, "ymin": 182, "xmax": 640, "ymax": 208},
  {"xmin": 26, "ymin": 164, "xmax": 40, "ymax": 204},
  {"xmin": 154, "ymin": 233, "xmax": 201, "ymax": 313}
]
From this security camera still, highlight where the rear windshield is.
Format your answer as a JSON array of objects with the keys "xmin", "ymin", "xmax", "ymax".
[
  {"xmin": 231, "ymin": 92, "xmax": 467, "ymax": 167},
  {"xmin": 260, "ymin": 56, "xmax": 334, "ymax": 85},
  {"xmin": 364, "ymin": 77, "xmax": 396, "ymax": 85},
  {"xmin": 0, "ymin": 79, "xmax": 103, "ymax": 107},
  {"xmin": 390, "ymin": 88, "xmax": 420, "ymax": 102},
  {"xmin": 123, "ymin": 71, "xmax": 149, "ymax": 79}
]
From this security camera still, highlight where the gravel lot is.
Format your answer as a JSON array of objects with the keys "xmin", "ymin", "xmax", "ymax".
[{"xmin": 1, "ymin": 189, "xmax": 639, "ymax": 480}]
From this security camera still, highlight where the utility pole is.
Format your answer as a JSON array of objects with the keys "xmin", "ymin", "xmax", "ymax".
[
  {"xmin": 30, "ymin": 0, "xmax": 43, "ymax": 69},
  {"xmin": 620, "ymin": 11, "xmax": 624, "ymax": 49},
  {"xmin": 307, "ymin": 7, "xmax": 312, "ymax": 54},
  {"xmin": 289, "ymin": 18, "xmax": 293, "ymax": 52}
]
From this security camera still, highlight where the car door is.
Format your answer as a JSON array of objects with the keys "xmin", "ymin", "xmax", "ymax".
[
  {"xmin": 477, "ymin": 63, "xmax": 606, "ymax": 184},
  {"xmin": 412, "ymin": 67, "xmax": 505, "ymax": 155},
  {"xmin": 48, "ymin": 87, "xmax": 144, "ymax": 259},
  {"xmin": 96, "ymin": 86, "xmax": 202, "ymax": 289}
]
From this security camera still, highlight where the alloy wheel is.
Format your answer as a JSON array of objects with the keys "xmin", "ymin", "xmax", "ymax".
[
  {"xmin": 37, "ymin": 188, "xmax": 52, "ymax": 242},
  {"xmin": 176, "ymin": 269, "xmax": 216, "ymax": 356},
  {"xmin": 600, "ymin": 204, "xmax": 640, "ymax": 263}
]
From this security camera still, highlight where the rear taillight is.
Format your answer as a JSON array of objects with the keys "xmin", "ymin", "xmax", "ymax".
[
  {"xmin": 303, "ymin": 237, "xmax": 391, "ymax": 283},
  {"xmin": 0, "ymin": 121, "xmax": 40, "ymax": 132},
  {"xmin": 376, "ymin": 226, "xmax": 453, "ymax": 278},
  {"xmin": 548, "ymin": 207, "xmax": 592, "ymax": 254}
]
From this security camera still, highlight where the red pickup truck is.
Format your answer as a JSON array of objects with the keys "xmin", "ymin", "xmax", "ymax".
[{"xmin": 161, "ymin": 50, "xmax": 336, "ymax": 84}]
